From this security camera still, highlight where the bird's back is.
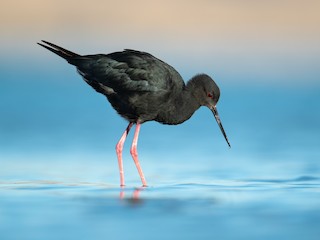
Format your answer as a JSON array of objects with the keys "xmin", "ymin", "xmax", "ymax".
[
  {"xmin": 70, "ymin": 50, "xmax": 185, "ymax": 122},
  {"xmin": 72, "ymin": 50, "xmax": 183, "ymax": 93},
  {"xmin": 38, "ymin": 41, "xmax": 186, "ymax": 123}
]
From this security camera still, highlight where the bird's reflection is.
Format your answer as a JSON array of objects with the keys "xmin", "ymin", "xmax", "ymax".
[{"xmin": 119, "ymin": 187, "xmax": 145, "ymax": 204}]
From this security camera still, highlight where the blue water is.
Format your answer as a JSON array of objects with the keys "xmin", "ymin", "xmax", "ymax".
[{"xmin": 1, "ymin": 64, "xmax": 320, "ymax": 239}]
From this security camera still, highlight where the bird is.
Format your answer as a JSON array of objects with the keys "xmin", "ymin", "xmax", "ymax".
[{"xmin": 38, "ymin": 40, "xmax": 231, "ymax": 187}]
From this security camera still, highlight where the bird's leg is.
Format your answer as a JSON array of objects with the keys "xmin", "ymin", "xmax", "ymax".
[
  {"xmin": 116, "ymin": 122, "xmax": 133, "ymax": 187},
  {"xmin": 130, "ymin": 123, "xmax": 148, "ymax": 187}
]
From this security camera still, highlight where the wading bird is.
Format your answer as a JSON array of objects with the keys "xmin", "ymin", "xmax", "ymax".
[{"xmin": 38, "ymin": 40, "xmax": 230, "ymax": 187}]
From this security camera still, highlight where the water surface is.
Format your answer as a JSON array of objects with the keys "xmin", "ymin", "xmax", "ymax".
[{"xmin": 1, "ymin": 176, "xmax": 320, "ymax": 240}]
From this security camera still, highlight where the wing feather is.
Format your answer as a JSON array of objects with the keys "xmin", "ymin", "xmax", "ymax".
[{"xmin": 71, "ymin": 50, "xmax": 184, "ymax": 95}]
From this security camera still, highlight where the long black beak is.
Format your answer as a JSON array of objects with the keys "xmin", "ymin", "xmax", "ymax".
[{"xmin": 211, "ymin": 106, "xmax": 231, "ymax": 148}]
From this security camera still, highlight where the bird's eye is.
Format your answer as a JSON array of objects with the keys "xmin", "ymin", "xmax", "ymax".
[{"xmin": 207, "ymin": 93, "xmax": 213, "ymax": 98}]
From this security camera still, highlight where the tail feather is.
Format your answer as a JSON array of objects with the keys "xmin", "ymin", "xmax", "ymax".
[{"xmin": 37, "ymin": 40, "xmax": 80, "ymax": 61}]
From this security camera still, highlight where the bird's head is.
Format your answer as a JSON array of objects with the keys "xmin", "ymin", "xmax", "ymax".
[{"xmin": 189, "ymin": 74, "xmax": 231, "ymax": 148}]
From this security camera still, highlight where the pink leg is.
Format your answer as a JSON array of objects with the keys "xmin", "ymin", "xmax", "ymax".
[
  {"xmin": 130, "ymin": 123, "xmax": 147, "ymax": 187},
  {"xmin": 115, "ymin": 122, "xmax": 133, "ymax": 187}
]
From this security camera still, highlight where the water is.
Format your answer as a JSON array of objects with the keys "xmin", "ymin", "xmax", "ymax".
[
  {"xmin": 1, "ymin": 179, "xmax": 320, "ymax": 240},
  {"xmin": 1, "ymin": 66, "xmax": 320, "ymax": 239}
]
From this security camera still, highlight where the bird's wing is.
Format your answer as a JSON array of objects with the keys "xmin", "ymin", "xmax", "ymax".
[{"xmin": 70, "ymin": 50, "xmax": 185, "ymax": 95}]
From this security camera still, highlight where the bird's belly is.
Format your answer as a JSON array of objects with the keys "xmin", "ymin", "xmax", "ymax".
[{"xmin": 107, "ymin": 93, "xmax": 166, "ymax": 123}]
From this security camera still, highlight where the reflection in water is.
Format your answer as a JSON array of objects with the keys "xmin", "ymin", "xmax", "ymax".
[
  {"xmin": 119, "ymin": 187, "xmax": 145, "ymax": 204},
  {"xmin": 1, "ymin": 178, "xmax": 320, "ymax": 240}
]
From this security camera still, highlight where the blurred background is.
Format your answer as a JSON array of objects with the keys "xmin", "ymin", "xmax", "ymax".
[
  {"xmin": 1, "ymin": 1, "xmax": 320, "ymax": 239},
  {"xmin": 1, "ymin": 0, "xmax": 319, "ymax": 181}
]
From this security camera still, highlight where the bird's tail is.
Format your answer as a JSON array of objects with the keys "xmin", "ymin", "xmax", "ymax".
[{"xmin": 37, "ymin": 40, "xmax": 80, "ymax": 62}]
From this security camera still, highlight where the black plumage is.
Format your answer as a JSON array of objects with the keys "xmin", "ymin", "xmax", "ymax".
[{"xmin": 38, "ymin": 40, "xmax": 230, "ymax": 186}]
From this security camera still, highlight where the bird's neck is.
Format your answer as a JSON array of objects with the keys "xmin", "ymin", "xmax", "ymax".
[{"xmin": 156, "ymin": 84, "xmax": 201, "ymax": 125}]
